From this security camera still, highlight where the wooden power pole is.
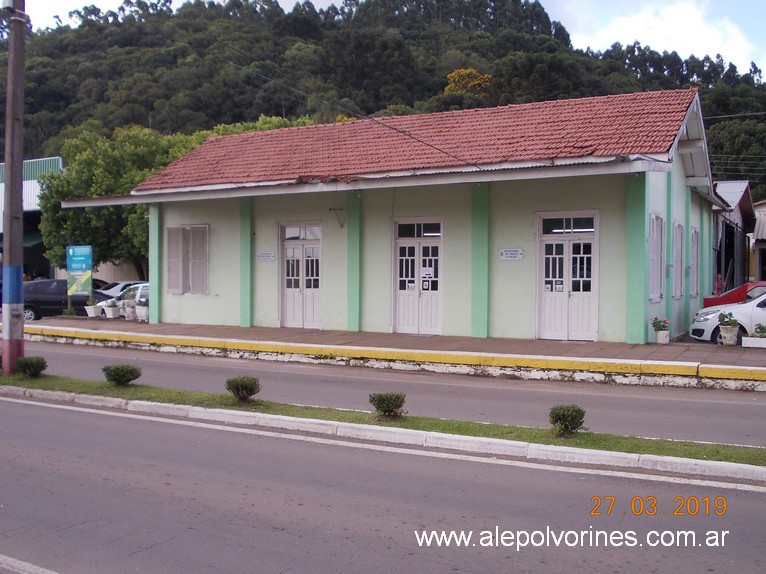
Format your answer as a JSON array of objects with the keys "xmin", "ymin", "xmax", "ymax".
[{"xmin": 2, "ymin": 0, "xmax": 26, "ymax": 375}]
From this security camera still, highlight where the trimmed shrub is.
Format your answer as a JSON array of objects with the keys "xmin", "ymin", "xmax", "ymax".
[
  {"xmin": 549, "ymin": 404, "xmax": 586, "ymax": 437},
  {"xmin": 225, "ymin": 375, "xmax": 261, "ymax": 402},
  {"xmin": 15, "ymin": 356, "xmax": 47, "ymax": 378},
  {"xmin": 103, "ymin": 364, "xmax": 142, "ymax": 386},
  {"xmin": 369, "ymin": 392, "xmax": 406, "ymax": 417}
]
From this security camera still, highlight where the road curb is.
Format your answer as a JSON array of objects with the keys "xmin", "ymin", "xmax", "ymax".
[
  {"xmin": 2, "ymin": 385, "xmax": 763, "ymax": 483},
  {"xmin": 22, "ymin": 324, "xmax": 766, "ymax": 391}
]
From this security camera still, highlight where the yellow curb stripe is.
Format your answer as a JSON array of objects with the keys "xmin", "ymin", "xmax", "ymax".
[
  {"xmin": 22, "ymin": 325, "xmax": 766, "ymax": 382},
  {"xmin": 699, "ymin": 365, "xmax": 766, "ymax": 382}
]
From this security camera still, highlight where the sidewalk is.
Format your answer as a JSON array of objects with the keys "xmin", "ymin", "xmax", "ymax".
[{"xmin": 23, "ymin": 316, "xmax": 766, "ymax": 391}]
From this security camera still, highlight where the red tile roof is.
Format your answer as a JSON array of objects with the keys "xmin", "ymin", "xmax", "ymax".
[{"xmin": 134, "ymin": 88, "xmax": 698, "ymax": 194}]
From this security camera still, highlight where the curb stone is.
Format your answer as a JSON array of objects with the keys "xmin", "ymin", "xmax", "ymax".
[
  {"xmin": 1, "ymin": 385, "xmax": 763, "ymax": 483},
  {"xmin": 21, "ymin": 325, "xmax": 766, "ymax": 391}
]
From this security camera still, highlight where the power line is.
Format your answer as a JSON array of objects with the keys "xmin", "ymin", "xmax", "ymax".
[{"xmin": 705, "ymin": 111, "xmax": 766, "ymax": 120}]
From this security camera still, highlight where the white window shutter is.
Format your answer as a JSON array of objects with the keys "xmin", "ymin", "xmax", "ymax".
[
  {"xmin": 167, "ymin": 227, "xmax": 184, "ymax": 294},
  {"xmin": 189, "ymin": 225, "xmax": 209, "ymax": 294}
]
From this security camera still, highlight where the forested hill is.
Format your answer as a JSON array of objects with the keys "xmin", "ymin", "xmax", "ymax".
[{"xmin": 1, "ymin": 0, "xmax": 765, "ymax": 199}]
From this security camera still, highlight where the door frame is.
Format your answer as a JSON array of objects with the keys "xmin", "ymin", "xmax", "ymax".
[
  {"xmin": 278, "ymin": 221, "xmax": 322, "ymax": 329},
  {"xmin": 535, "ymin": 210, "xmax": 599, "ymax": 341},
  {"xmin": 391, "ymin": 217, "xmax": 444, "ymax": 334}
]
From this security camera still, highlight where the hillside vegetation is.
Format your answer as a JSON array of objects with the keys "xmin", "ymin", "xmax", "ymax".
[{"xmin": 1, "ymin": 0, "xmax": 765, "ymax": 199}]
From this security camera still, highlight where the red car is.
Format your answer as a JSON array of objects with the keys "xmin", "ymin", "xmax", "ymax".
[{"xmin": 703, "ymin": 282, "xmax": 766, "ymax": 307}]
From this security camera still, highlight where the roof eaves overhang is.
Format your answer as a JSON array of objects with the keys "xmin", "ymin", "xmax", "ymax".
[
  {"xmin": 672, "ymin": 93, "xmax": 716, "ymax": 202},
  {"xmin": 61, "ymin": 157, "xmax": 671, "ymax": 208}
]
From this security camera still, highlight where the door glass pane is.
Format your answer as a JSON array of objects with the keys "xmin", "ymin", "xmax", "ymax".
[
  {"xmin": 422, "ymin": 222, "xmax": 441, "ymax": 237},
  {"xmin": 397, "ymin": 224, "xmax": 416, "ymax": 238},
  {"xmin": 304, "ymin": 226, "xmax": 321, "ymax": 240},
  {"xmin": 572, "ymin": 217, "xmax": 595, "ymax": 233},
  {"xmin": 543, "ymin": 218, "xmax": 565, "ymax": 234},
  {"xmin": 284, "ymin": 226, "xmax": 300, "ymax": 240}
]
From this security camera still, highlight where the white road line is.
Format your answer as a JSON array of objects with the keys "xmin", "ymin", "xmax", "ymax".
[
  {"xmin": 4, "ymin": 396, "xmax": 766, "ymax": 493},
  {"xmin": 0, "ymin": 553, "xmax": 59, "ymax": 574}
]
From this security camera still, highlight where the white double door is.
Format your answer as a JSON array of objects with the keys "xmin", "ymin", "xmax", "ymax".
[
  {"xmin": 282, "ymin": 242, "xmax": 321, "ymax": 329},
  {"xmin": 538, "ymin": 238, "xmax": 597, "ymax": 340},
  {"xmin": 395, "ymin": 240, "xmax": 442, "ymax": 334}
]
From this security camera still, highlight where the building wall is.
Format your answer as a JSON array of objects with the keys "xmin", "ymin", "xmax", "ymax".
[
  {"xmin": 359, "ymin": 185, "xmax": 473, "ymax": 335},
  {"xmin": 161, "ymin": 198, "xmax": 241, "ymax": 326},
  {"xmin": 154, "ymin": 169, "xmax": 713, "ymax": 343},
  {"xmin": 488, "ymin": 174, "xmax": 628, "ymax": 341},
  {"xmin": 252, "ymin": 191, "xmax": 348, "ymax": 329}
]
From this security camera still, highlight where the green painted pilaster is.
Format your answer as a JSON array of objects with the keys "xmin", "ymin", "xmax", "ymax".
[
  {"xmin": 239, "ymin": 197, "xmax": 253, "ymax": 327},
  {"xmin": 347, "ymin": 191, "xmax": 362, "ymax": 332},
  {"xmin": 148, "ymin": 204, "xmax": 161, "ymax": 324},
  {"xmin": 625, "ymin": 174, "xmax": 648, "ymax": 343},
  {"xmin": 471, "ymin": 183, "xmax": 490, "ymax": 338}
]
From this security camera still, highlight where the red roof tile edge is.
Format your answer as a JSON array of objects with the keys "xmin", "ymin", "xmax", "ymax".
[{"xmin": 134, "ymin": 88, "xmax": 699, "ymax": 194}]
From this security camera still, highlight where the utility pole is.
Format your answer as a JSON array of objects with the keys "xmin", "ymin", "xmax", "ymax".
[{"xmin": 2, "ymin": 0, "xmax": 26, "ymax": 375}]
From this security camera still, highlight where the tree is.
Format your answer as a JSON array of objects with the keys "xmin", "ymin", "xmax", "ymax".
[
  {"xmin": 38, "ymin": 126, "xmax": 190, "ymax": 279},
  {"xmin": 444, "ymin": 67, "xmax": 492, "ymax": 99},
  {"xmin": 38, "ymin": 118, "xmax": 315, "ymax": 279},
  {"xmin": 707, "ymin": 119, "xmax": 766, "ymax": 201}
]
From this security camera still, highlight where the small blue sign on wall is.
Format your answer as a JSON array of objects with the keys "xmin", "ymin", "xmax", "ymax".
[{"xmin": 66, "ymin": 245, "xmax": 93, "ymax": 297}]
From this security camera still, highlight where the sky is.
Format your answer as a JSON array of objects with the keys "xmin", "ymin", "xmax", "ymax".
[{"xmin": 23, "ymin": 0, "xmax": 766, "ymax": 72}]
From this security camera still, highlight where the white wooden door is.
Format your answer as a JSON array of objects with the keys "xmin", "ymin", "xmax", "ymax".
[
  {"xmin": 539, "ymin": 239, "xmax": 596, "ymax": 340},
  {"xmin": 282, "ymin": 242, "xmax": 321, "ymax": 328},
  {"xmin": 395, "ymin": 240, "xmax": 441, "ymax": 334}
]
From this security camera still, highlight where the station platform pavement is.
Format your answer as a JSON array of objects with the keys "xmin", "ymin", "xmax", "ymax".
[{"xmin": 21, "ymin": 316, "xmax": 766, "ymax": 389}]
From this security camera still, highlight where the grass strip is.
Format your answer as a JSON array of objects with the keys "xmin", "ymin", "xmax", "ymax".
[{"xmin": 3, "ymin": 375, "xmax": 764, "ymax": 467}]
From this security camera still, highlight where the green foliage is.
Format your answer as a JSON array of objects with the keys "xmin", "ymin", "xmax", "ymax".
[
  {"xmin": 753, "ymin": 323, "xmax": 766, "ymax": 338},
  {"xmin": 102, "ymin": 364, "xmax": 142, "ymax": 386},
  {"xmin": 225, "ymin": 376, "xmax": 262, "ymax": 402},
  {"xmin": 718, "ymin": 312, "xmax": 739, "ymax": 327},
  {"xmin": 15, "ymin": 357, "xmax": 48, "ymax": 378},
  {"xmin": 1, "ymin": 0, "xmax": 764, "ymax": 194},
  {"xmin": 549, "ymin": 404, "xmax": 586, "ymax": 437},
  {"xmin": 369, "ymin": 392, "xmax": 406, "ymax": 417}
]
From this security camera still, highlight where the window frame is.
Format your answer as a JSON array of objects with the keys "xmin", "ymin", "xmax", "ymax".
[
  {"xmin": 672, "ymin": 220, "xmax": 684, "ymax": 300},
  {"xmin": 649, "ymin": 212, "xmax": 665, "ymax": 302},
  {"xmin": 690, "ymin": 227, "xmax": 699, "ymax": 298},
  {"xmin": 166, "ymin": 224, "xmax": 209, "ymax": 295}
]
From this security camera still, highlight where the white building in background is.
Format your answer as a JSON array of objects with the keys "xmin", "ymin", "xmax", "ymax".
[
  {"xmin": 0, "ymin": 156, "xmax": 140, "ymax": 283},
  {"xmin": 0, "ymin": 156, "xmax": 61, "ymax": 277}
]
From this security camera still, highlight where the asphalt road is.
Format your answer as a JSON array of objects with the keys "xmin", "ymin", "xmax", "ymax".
[
  {"xmin": 2, "ymin": 398, "xmax": 764, "ymax": 574},
  {"xmin": 25, "ymin": 341, "xmax": 766, "ymax": 447}
]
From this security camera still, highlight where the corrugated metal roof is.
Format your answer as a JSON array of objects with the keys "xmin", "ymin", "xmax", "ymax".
[
  {"xmin": 715, "ymin": 180, "xmax": 749, "ymax": 209},
  {"xmin": 135, "ymin": 89, "xmax": 700, "ymax": 194},
  {"xmin": 0, "ymin": 156, "xmax": 63, "ymax": 183}
]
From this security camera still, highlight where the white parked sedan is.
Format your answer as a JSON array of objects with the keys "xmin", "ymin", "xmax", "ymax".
[
  {"xmin": 96, "ymin": 283, "xmax": 149, "ymax": 317},
  {"xmin": 689, "ymin": 292, "xmax": 766, "ymax": 343}
]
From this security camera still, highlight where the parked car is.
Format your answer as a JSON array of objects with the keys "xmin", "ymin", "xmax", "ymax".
[
  {"xmin": 689, "ymin": 292, "xmax": 766, "ymax": 344},
  {"xmin": 96, "ymin": 280, "xmax": 143, "ymax": 298},
  {"xmin": 23, "ymin": 279, "xmax": 109, "ymax": 321},
  {"xmin": 703, "ymin": 282, "xmax": 766, "ymax": 307},
  {"xmin": 96, "ymin": 283, "xmax": 149, "ymax": 317}
]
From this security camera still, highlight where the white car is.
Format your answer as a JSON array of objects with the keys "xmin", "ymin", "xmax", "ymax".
[
  {"xmin": 97, "ymin": 283, "xmax": 149, "ymax": 316},
  {"xmin": 689, "ymin": 292, "xmax": 766, "ymax": 343},
  {"xmin": 96, "ymin": 281, "xmax": 143, "ymax": 298}
]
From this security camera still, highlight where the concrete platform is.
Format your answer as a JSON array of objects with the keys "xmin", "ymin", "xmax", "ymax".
[{"xmin": 23, "ymin": 316, "xmax": 766, "ymax": 390}]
